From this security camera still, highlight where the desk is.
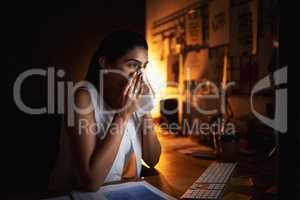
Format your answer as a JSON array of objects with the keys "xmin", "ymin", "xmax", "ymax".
[
  {"xmin": 142, "ymin": 134, "xmax": 214, "ymax": 198},
  {"xmin": 141, "ymin": 133, "xmax": 277, "ymax": 199},
  {"xmin": 9, "ymin": 132, "xmax": 276, "ymax": 200}
]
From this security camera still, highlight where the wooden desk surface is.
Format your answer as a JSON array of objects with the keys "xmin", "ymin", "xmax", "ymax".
[
  {"xmin": 143, "ymin": 133, "xmax": 214, "ymax": 199},
  {"xmin": 141, "ymin": 133, "xmax": 277, "ymax": 200},
  {"xmin": 8, "ymin": 132, "xmax": 277, "ymax": 200}
]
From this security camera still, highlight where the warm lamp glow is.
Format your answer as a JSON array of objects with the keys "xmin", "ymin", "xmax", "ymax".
[
  {"xmin": 146, "ymin": 50, "xmax": 166, "ymax": 118},
  {"xmin": 222, "ymin": 54, "xmax": 228, "ymax": 89}
]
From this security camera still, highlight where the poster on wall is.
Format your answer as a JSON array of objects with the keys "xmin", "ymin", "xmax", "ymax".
[
  {"xmin": 167, "ymin": 54, "xmax": 179, "ymax": 85},
  {"xmin": 185, "ymin": 9, "xmax": 203, "ymax": 46},
  {"xmin": 208, "ymin": 0, "xmax": 230, "ymax": 47},
  {"xmin": 159, "ymin": 37, "xmax": 170, "ymax": 61},
  {"xmin": 229, "ymin": 0, "xmax": 257, "ymax": 56},
  {"xmin": 184, "ymin": 50, "xmax": 209, "ymax": 81},
  {"xmin": 207, "ymin": 47, "xmax": 225, "ymax": 84}
]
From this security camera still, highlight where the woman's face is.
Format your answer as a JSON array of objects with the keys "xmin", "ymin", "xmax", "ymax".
[
  {"xmin": 112, "ymin": 46, "xmax": 148, "ymax": 76},
  {"xmin": 103, "ymin": 46, "xmax": 148, "ymax": 95}
]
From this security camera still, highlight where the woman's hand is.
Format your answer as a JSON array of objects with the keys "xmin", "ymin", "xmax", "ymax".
[{"xmin": 118, "ymin": 72, "xmax": 144, "ymax": 120}]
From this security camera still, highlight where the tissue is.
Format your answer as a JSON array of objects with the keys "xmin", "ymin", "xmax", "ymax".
[{"xmin": 135, "ymin": 68, "xmax": 155, "ymax": 117}]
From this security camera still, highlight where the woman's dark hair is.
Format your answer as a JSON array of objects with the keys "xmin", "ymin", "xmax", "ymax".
[{"xmin": 85, "ymin": 30, "xmax": 148, "ymax": 89}]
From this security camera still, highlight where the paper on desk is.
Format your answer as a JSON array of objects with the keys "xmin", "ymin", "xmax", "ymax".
[
  {"xmin": 176, "ymin": 146, "xmax": 214, "ymax": 155},
  {"xmin": 102, "ymin": 181, "xmax": 177, "ymax": 200},
  {"xmin": 222, "ymin": 192, "xmax": 252, "ymax": 200},
  {"xmin": 229, "ymin": 177, "xmax": 254, "ymax": 187},
  {"xmin": 71, "ymin": 181, "xmax": 177, "ymax": 200}
]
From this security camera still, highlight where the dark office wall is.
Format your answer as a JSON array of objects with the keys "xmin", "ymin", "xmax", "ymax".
[{"xmin": 3, "ymin": 0, "xmax": 145, "ymax": 195}]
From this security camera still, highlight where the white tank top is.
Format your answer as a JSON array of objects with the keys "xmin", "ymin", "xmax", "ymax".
[{"xmin": 48, "ymin": 84, "xmax": 142, "ymax": 192}]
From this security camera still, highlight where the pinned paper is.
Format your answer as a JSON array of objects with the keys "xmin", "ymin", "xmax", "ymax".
[
  {"xmin": 222, "ymin": 192, "xmax": 252, "ymax": 200},
  {"xmin": 229, "ymin": 177, "xmax": 254, "ymax": 187}
]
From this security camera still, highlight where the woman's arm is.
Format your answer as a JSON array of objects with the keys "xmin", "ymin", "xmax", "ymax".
[
  {"xmin": 68, "ymin": 73, "xmax": 143, "ymax": 192},
  {"xmin": 68, "ymin": 90, "xmax": 130, "ymax": 192},
  {"xmin": 140, "ymin": 113, "xmax": 161, "ymax": 168}
]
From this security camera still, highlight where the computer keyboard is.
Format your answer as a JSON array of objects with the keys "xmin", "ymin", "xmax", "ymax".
[{"xmin": 181, "ymin": 162, "xmax": 237, "ymax": 199}]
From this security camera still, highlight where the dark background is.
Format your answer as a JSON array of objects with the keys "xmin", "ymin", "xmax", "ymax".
[{"xmin": 3, "ymin": 0, "xmax": 145, "ymax": 195}]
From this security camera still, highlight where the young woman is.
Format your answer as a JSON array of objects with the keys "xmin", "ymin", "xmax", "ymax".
[{"xmin": 49, "ymin": 30, "xmax": 161, "ymax": 192}]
